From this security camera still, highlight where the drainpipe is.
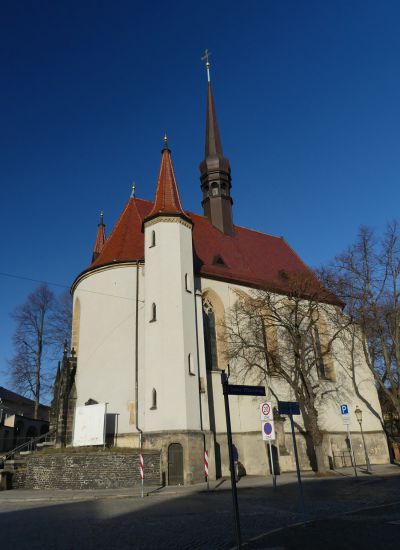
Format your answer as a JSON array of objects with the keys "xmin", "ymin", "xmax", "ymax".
[{"xmin": 135, "ymin": 260, "xmax": 143, "ymax": 448}]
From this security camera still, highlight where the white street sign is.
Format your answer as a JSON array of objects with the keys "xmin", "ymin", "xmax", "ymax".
[
  {"xmin": 342, "ymin": 415, "xmax": 350, "ymax": 425},
  {"xmin": 260, "ymin": 401, "xmax": 273, "ymax": 421},
  {"xmin": 262, "ymin": 420, "xmax": 276, "ymax": 441}
]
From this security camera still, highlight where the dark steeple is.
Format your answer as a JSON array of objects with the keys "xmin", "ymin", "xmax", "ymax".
[
  {"xmin": 92, "ymin": 211, "xmax": 106, "ymax": 262},
  {"xmin": 199, "ymin": 55, "xmax": 234, "ymax": 236}
]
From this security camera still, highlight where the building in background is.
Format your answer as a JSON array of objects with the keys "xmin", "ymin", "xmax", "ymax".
[{"xmin": 0, "ymin": 387, "xmax": 49, "ymax": 453}]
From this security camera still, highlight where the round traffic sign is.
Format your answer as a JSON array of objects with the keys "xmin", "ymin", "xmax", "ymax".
[
  {"xmin": 263, "ymin": 422, "xmax": 273, "ymax": 436},
  {"xmin": 261, "ymin": 403, "xmax": 271, "ymax": 416}
]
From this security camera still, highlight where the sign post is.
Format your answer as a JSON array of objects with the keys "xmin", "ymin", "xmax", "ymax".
[
  {"xmin": 221, "ymin": 373, "xmax": 266, "ymax": 549},
  {"xmin": 278, "ymin": 401, "xmax": 305, "ymax": 513},
  {"xmin": 261, "ymin": 411, "xmax": 277, "ymax": 490},
  {"xmin": 340, "ymin": 404, "xmax": 357, "ymax": 478}
]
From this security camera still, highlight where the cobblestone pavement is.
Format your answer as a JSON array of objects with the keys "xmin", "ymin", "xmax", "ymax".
[{"xmin": 1, "ymin": 465, "xmax": 400, "ymax": 549}]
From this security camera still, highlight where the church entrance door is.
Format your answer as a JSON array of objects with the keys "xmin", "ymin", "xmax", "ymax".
[{"xmin": 168, "ymin": 443, "xmax": 184, "ymax": 485}]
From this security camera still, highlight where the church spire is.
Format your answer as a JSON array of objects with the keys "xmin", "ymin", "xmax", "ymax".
[
  {"xmin": 199, "ymin": 52, "xmax": 234, "ymax": 236},
  {"xmin": 92, "ymin": 211, "xmax": 106, "ymax": 262},
  {"xmin": 144, "ymin": 137, "xmax": 191, "ymax": 225}
]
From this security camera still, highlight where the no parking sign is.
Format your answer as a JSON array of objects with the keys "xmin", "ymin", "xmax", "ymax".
[
  {"xmin": 262, "ymin": 420, "xmax": 275, "ymax": 441},
  {"xmin": 260, "ymin": 401, "xmax": 273, "ymax": 421}
]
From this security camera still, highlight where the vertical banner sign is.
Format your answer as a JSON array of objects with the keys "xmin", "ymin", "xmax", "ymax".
[
  {"xmin": 140, "ymin": 453, "xmax": 144, "ymax": 498},
  {"xmin": 204, "ymin": 450, "xmax": 209, "ymax": 491}
]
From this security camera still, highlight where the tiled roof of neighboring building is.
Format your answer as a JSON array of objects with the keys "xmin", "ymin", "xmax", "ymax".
[
  {"xmin": 75, "ymin": 198, "xmax": 341, "ymax": 305},
  {"xmin": 0, "ymin": 386, "xmax": 50, "ymax": 410}
]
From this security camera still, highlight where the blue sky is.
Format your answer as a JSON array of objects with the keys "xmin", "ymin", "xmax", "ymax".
[{"xmin": 1, "ymin": 1, "xmax": 399, "ymax": 388}]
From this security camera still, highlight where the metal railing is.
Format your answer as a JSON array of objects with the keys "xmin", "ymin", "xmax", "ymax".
[{"xmin": 0, "ymin": 430, "xmax": 56, "ymax": 466}]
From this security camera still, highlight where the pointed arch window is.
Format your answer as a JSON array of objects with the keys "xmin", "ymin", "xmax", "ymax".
[
  {"xmin": 312, "ymin": 327, "xmax": 328, "ymax": 380},
  {"xmin": 150, "ymin": 388, "xmax": 157, "ymax": 410},
  {"xmin": 203, "ymin": 298, "xmax": 218, "ymax": 371},
  {"xmin": 150, "ymin": 303, "xmax": 157, "ymax": 322}
]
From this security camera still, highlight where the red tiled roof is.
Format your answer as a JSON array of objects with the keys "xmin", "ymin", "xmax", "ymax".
[
  {"xmin": 78, "ymin": 198, "xmax": 340, "ymax": 305},
  {"xmin": 144, "ymin": 146, "xmax": 190, "ymax": 223}
]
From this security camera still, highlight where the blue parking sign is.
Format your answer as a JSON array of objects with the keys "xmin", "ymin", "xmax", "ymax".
[{"xmin": 340, "ymin": 404, "xmax": 349, "ymax": 415}]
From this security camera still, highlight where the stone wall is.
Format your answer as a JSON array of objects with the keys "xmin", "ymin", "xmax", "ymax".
[{"xmin": 17, "ymin": 451, "xmax": 160, "ymax": 490}]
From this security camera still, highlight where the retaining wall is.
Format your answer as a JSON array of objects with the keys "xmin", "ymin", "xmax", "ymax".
[{"xmin": 17, "ymin": 451, "xmax": 160, "ymax": 490}]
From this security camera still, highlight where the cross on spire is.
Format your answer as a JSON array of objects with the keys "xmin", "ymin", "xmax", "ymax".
[
  {"xmin": 131, "ymin": 182, "xmax": 136, "ymax": 198},
  {"xmin": 201, "ymin": 49, "xmax": 211, "ymax": 83}
]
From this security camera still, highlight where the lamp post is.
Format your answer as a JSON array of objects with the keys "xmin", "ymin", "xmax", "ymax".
[{"xmin": 355, "ymin": 406, "xmax": 372, "ymax": 474}]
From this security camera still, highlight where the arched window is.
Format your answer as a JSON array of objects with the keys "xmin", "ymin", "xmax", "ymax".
[
  {"xmin": 151, "ymin": 388, "xmax": 157, "ymax": 410},
  {"xmin": 150, "ymin": 230, "xmax": 156, "ymax": 248},
  {"xmin": 188, "ymin": 353, "xmax": 195, "ymax": 375},
  {"xmin": 312, "ymin": 327, "xmax": 328, "ymax": 380},
  {"xmin": 150, "ymin": 303, "xmax": 157, "ymax": 322},
  {"xmin": 185, "ymin": 273, "xmax": 192, "ymax": 292},
  {"xmin": 203, "ymin": 298, "xmax": 218, "ymax": 371},
  {"xmin": 71, "ymin": 297, "xmax": 80, "ymax": 356},
  {"xmin": 211, "ymin": 182, "xmax": 219, "ymax": 196}
]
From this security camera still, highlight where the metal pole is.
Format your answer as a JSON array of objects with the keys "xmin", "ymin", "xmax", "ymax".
[
  {"xmin": 289, "ymin": 413, "xmax": 305, "ymax": 514},
  {"xmin": 221, "ymin": 371, "xmax": 242, "ymax": 549},
  {"xmin": 268, "ymin": 441, "xmax": 276, "ymax": 489},
  {"xmin": 346, "ymin": 425, "xmax": 358, "ymax": 478},
  {"xmin": 359, "ymin": 422, "xmax": 372, "ymax": 473}
]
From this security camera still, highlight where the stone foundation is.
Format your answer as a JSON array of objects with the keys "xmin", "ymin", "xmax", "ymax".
[
  {"xmin": 16, "ymin": 450, "xmax": 161, "ymax": 490},
  {"xmin": 142, "ymin": 430, "xmax": 206, "ymax": 485},
  {"xmin": 212, "ymin": 429, "xmax": 390, "ymax": 477}
]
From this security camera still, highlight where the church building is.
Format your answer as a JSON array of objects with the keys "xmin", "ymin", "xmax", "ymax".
[{"xmin": 58, "ymin": 63, "xmax": 389, "ymax": 484}]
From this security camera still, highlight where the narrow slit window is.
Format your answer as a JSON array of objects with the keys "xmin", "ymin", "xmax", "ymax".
[
  {"xmin": 185, "ymin": 273, "xmax": 192, "ymax": 292},
  {"xmin": 151, "ymin": 388, "xmax": 157, "ymax": 410},
  {"xmin": 150, "ymin": 230, "xmax": 156, "ymax": 248},
  {"xmin": 150, "ymin": 303, "xmax": 157, "ymax": 322},
  {"xmin": 188, "ymin": 353, "xmax": 195, "ymax": 375}
]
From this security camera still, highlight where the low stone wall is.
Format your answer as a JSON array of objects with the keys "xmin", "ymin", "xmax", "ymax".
[{"xmin": 17, "ymin": 451, "xmax": 160, "ymax": 490}]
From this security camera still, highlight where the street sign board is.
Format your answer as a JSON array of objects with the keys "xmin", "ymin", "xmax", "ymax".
[
  {"xmin": 342, "ymin": 415, "xmax": 350, "ymax": 425},
  {"xmin": 262, "ymin": 420, "xmax": 275, "ymax": 441},
  {"xmin": 226, "ymin": 384, "xmax": 266, "ymax": 396},
  {"xmin": 260, "ymin": 401, "xmax": 273, "ymax": 421},
  {"xmin": 340, "ymin": 404, "xmax": 349, "ymax": 415},
  {"xmin": 278, "ymin": 401, "xmax": 300, "ymax": 416}
]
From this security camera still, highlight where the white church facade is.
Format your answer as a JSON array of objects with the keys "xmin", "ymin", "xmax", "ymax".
[{"xmin": 61, "ymin": 73, "xmax": 389, "ymax": 484}]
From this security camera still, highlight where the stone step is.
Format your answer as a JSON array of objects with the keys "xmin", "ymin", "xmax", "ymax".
[{"xmin": 36, "ymin": 441, "xmax": 55, "ymax": 448}]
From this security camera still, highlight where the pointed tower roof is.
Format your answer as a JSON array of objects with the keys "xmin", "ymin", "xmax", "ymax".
[
  {"xmin": 205, "ymin": 83, "xmax": 225, "ymax": 158},
  {"xmin": 92, "ymin": 211, "xmax": 106, "ymax": 262},
  {"xmin": 199, "ymin": 54, "xmax": 234, "ymax": 235},
  {"xmin": 144, "ymin": 137, "xmax": 191, "ymax": 225}
]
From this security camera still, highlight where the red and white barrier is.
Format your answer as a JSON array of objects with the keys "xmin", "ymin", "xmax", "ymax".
[
  {"xmin": 204, "ymin": 450, "xmax": 209, "ymax": 480},
  {"xmin": 140, "ymin": 453, "xmax": 144, "ymax": 480},
  {"xmin": 140, "ymin": 453, "xmax": 144, "ymax": 497}
]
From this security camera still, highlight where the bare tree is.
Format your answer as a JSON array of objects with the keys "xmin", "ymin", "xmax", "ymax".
[
  {"xmin": 9, "ymin": 284, "xmax": 56, "ymax": 418},
  {"xmin": 49, "ymin": 290, "xmax": 72, "ymax": 355},
  {"xmin": 319, "ymin": 222, "xmax": 400, "ymax": 425},
  {"xmin": 222, "ymin": 273, "xmax": 350, "ymax": 473}
]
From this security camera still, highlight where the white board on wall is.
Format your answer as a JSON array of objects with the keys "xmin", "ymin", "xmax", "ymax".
[{"xmin": 73, "ymin": 403, "xmax": 106, "ymax": 447}]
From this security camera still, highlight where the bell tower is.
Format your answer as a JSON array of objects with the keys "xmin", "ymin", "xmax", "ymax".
[{"xmin": 199, "ymin": 51, "xmax": 234, "ymax": 236}]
